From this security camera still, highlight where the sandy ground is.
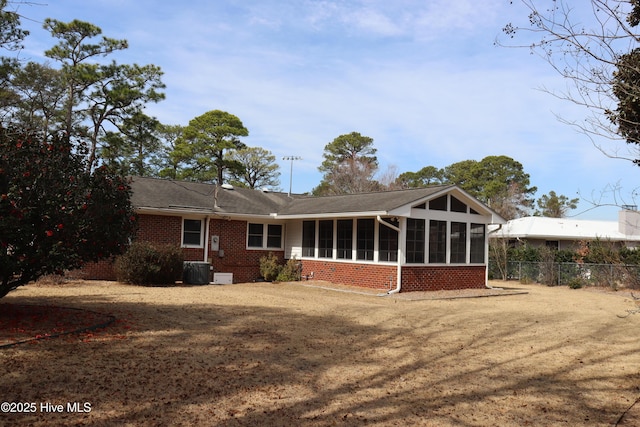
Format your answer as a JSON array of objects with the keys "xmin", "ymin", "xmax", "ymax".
[{"xmin": 2, "ymin": 280, "xmax": 640, "ymax": 426}]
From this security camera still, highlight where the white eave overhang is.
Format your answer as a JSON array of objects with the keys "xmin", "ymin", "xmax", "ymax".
[
  {"xmin": 136, "ymin": 206, "xmax": 214, "ymax": 216},
  {"xmin": 270, "ymin": 210, "xmax": 389, "ymax": 220},
  {"xmin": 136, "ymin": 206, "xmax": 286, "ymax": 221}
]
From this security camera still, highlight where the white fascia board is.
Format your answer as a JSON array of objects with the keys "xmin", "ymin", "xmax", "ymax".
[
  {"xmin": 272, "ymin": 211, "xmax": 389, "ymax": 220},
  {"xmin": 220, "ymin": 212, "xmax": 280, "ymax": 221},
  {"xmin": 136, "ymin": 207, "xmax": 277, "ymax": 222},
  {"xmin": 136, "ymin": 207, "xmax": 214, "ymax": 217}
]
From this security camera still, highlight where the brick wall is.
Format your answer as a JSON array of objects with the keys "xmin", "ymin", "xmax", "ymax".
[
  {"xmin": 401, "ymin": 265, "xmax": 486, "ymax": 291},
  {"xmin": 80, "ymin": 214, "xmax": 183, "ymax": 281},
  {"xmin": 80, "ymin": 259, "xmax": 116, "ymax": 280},
  {"xmin": 137, "ymin": 214, "xmax": 182, "ymax": 245},
  {"xmin": 300, "ymin": 260, "xmax": 398, "ymax": 290},
  {"xmin": 81, "ymin": 214, "xmax": 283, "ymax": 284},
  {"xmin": 209, "ymin": 219, "xmax": 284, "ymax": 283},
  {"xmin": 299, "ymin": 260, "xmax": 486, "ymax": 292}
]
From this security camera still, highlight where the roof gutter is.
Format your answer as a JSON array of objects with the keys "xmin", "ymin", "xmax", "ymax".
[
  {"xmin": 377, "ymin": 216, "xmax": 403, "ymax": 295},
  {"xmin": 272, "ymin": 210, "xmax": 388, "ymax": 220}
]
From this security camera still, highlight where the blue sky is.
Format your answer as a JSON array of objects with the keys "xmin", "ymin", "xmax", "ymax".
[{"xmin": 11, "ymin": 0, "xmax": 640, "ymax": 220}]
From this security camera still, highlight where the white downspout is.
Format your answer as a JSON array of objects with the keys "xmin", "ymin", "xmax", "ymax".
[
  {"xmin": 203, "ymin": 215, "xmax": 210, "ymax": 263},
  {"xmin": 377, "ymin": 216, "xmax": 402, "ymax": 295}
]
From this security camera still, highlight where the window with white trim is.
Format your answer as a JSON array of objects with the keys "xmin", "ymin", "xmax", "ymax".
[
  {"xmin": 470, "ymin": 223, "xmax": 485, "ymax": 263},
  {"xmin": 357, "ymin": 219, "xmax": 375, "ymax": 260},
  {"xmin": 302, "ymin": 221, "xmax": 315, "ymax": 257},
  {"xmin": 428, "ymin": 220, "xmax": 447, "ymax": 263},
  {"xmin": 336, "ymin": 219, "xmax": 353, "ymax": 259},
  {"xmin": 379, "ymin": 219, "xmax": 399, "ymax": 262},
  {"xmin": 318, "ymin": 220, "xmax": 333, "ymax": 258},
  {"xmin": 450, "ymin": 222, "xmax": 467, "ymax": 263},
  {"xmin": 182, "ymin": 218, "xmax": 203, "ymax": 247},
  {"xmin": 406, "ymin": 218, "xmax": 425, "ymax": 263},
  {"xmin": 247, "ymin": 223, "xmax": 283, "ymax": 249}
]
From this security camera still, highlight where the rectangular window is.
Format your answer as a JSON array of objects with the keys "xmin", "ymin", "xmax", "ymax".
[
  {"xmin": 302, "ymin": 220, "xmax": 315, "ymax": 257},
  {"xmin": 267, "ymin": 224, "xmax": 282, "ymax": 248},
  {"xmin": 470, "ymin": 223, "xmax": 485, "ymax": 263},
  {"xmin": 450, "ymin": 222, "xmax": 467, "ymax": 263},
  {"xmin": 357, "ymin": 219, "xmax": 374, "ymax": 260},
  {"xmin": 379, "ymin": 219, "xmax": 398, "ymax": 262},
  {"xmin": 183, "ymin": 219, "xmax": 203, "ymax": 247},
  {"xmin": 336, "ymin": 219, "xmax": 353, "ymax": 259},
  {"xmin": 247, "ymin": 223, "xmax": 263, "ymax": 248},
  {"xmin": 318, "ymin": 220, "xmax": 333, "ymax": 258},
  {"xmin": 429, "ymin": 220, "xmax": 446, "ymax": 263},
  {"xmin": 247, "ymin": 223, "xmax": 283, "ymax": 249},
  {"xmin": 406, "ymin": 218, "xmax": 425, "ymax": 263},
  {"xmin": 429, "ymin": 195, "xmax": 447, "ymax": 211}
]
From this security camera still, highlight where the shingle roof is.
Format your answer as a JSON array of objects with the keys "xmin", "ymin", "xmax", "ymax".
[
  {"xmin": 275, "ymin": 185, "xmax": 453, "ymax": 216},
  {"xmin": 130, "ymin": 177, "xmax": 292, "ymax": 215},
  {"xmin": 129, "ymin": 177, "xmax": 498, "ymax": 220}
]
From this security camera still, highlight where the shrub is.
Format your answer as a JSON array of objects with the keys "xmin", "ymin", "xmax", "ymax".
[
  {"xmin": 276, "ymin": 258, "xmax": 301, "ymax": 282},
  {"xmin": 567, "ymin": 277, "xmax": 585, "ymax": 289},
  {"xmin": 259, "ymin": 253, "xmax": 301, "ymax": 282},
  {"xmin": 259, "ymin": 252, "xmax": 281, "ymax": 282},
  {"xmin": 115, "ymin": 242, "xmax": 183, "ymax": 286}
]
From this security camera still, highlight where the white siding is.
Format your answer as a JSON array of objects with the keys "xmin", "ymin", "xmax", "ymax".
[{"xmin": 285, "ymin": 220, "xmax": 303, "ymax": 259}]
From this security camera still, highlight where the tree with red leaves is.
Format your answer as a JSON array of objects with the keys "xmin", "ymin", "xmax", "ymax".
[{"xmin": 0, "ymin": 127, "xmax": 136, "ymax": 298}]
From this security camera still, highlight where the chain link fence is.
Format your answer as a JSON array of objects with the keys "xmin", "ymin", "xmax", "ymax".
[{"xmin": 489, "ymin": 261, "xmax": 640, "ymax": 289}]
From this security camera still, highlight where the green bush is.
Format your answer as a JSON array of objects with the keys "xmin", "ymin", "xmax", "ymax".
[
  {"xmin": 259, "ymin": 253, "xmax": 301, "ymax": 282},
  {"xmin": 567, "ymin": 277, "xmax": 585, "ymax": 289},
  {"xmin": 115, "ymin": 242, "xmax": 184, "ymax": 286},
  {"xmin": 259, "ymin": 252, "xmax": 281, "ymax": 282},
  {"xmin": 276, "ymin": 258, "xmax": 301, "ymax": 282}
]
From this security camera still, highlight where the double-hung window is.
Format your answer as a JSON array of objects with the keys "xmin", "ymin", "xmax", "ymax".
[
  {"xmin": 182, "ymin": 219, "xmax": 203, "ymax": 247},
  {"xmin": 247, "ymin": 223, "xmax": 283, "ymax": 249}
]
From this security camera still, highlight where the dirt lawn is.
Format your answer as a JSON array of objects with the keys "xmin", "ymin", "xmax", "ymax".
[{"xmin": 2, "ymin": 280, "xmax": 640, "ymax": 426}]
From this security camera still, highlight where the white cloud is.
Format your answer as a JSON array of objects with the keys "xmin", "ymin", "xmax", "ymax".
[{"xmin": 14, "ymin": 0, "xmax": 640, "ymax": 217}]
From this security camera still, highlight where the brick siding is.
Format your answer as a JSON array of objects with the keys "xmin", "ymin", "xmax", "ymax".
[
  {"xmin": 300, "ymin": 260, "xmax": 486, "ymax": 292},
  {"xmin": 82, "ymin": 214, "xmax": 282, "ymax": 284},
  {"xmin": 401, "ymin": 265, "xmax": 486, "ymax": 291},
  {"xmin": 300, "ymin": 260, "xmax": 398, "ymax": 290}
]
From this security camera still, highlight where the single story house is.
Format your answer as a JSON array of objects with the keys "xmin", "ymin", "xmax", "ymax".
[
  {"xmin": 489, "ymin": 208, "xmax": 640, "ymax": 250},
  {"xmin": 85, "ymin": 176, "xmax": 506, "ymax": 292}
]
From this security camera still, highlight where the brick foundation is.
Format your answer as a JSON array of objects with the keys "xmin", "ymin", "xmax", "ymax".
[
  {"xmin": 300, "ymin": 260, "xmax": 486, "ymax": 292},
  {"xmin": 300, "ymin": 260, "xmax": 398, "ymax": 290},
  {"xmin": 401, "ymin": 265, "xmax": 486, "ymax": 291}
]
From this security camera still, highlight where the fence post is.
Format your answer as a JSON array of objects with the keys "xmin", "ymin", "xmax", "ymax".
[
  {"xmin": 558, "ymin": 263, "xmax": 562, "ymax": 285},
  {"xmin": 519, "ymin": 261, "xmax": 522, "ymax": 281}
]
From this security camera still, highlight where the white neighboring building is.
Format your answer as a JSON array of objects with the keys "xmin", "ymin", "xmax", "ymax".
[{"xmin": 489, "ymin": 208, "xmax": 640, "ymax": 250}]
